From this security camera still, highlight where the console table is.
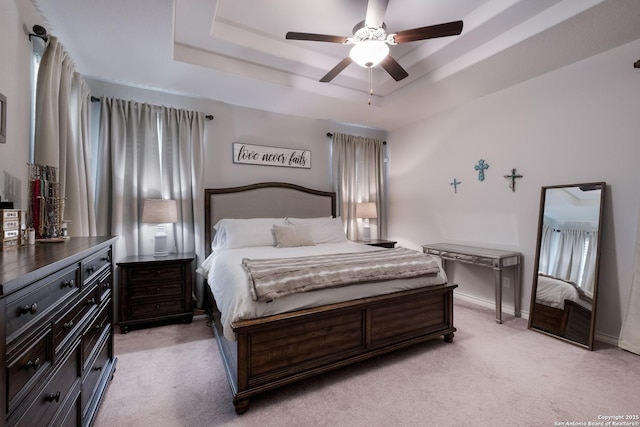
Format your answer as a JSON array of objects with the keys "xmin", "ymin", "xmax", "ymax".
[{"xmin": 422, "ymin": 243, "xmax": 522, "ymax": 324}]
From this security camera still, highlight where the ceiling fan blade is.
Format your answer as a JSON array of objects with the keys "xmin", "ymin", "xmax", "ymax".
[
  {"xmin": 393, "ymin": 20, "xmax": 463, "ymax": 44},
  {"xmin": 365, "ymin": 0, "xmax": 389, "ymax": 28},
  {"xmin": 286, "ymin": 32, "xmax": 348, "ymax": 44},
  {"xmin": 380, "ymin": 55, "xmax": 408, "ymax": 81},
  {"xmin": 320, "ymin": 57, "xmax": 353, "ymax": 82}
]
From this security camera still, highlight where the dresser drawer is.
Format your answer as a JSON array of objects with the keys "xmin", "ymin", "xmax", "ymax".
[
  {"xmin": 52, "ymin": 286, "xmax": 100, "ymax": 357},
  {"xmin": 81, "ymin": 333, "xmax": 111, "ymax": 418},
  {"xmin": 127, "ymin": 263, "xmax": 185, "ymax": 284},
  {"xmin": 128, "ymin": 281, "xmax": 184, "ymax": 300},
  {"xmin": 96, "ymin": 269, "xmax": 112, "ymax": 303},
  {"xmin": 6, "ymin": 328, "xmax": 53, "ymax": 414},
  {"xmin": 127, "ymin": 299, "xmax": 186, "ymax": 320},
  {"xmin": 82, "ymin": 247, "xmax": 112, "ymax": 286},
  {"xmin": 82, "ymin": 302, "xmax": 111, "ymax": 370},
  {"xmin": 6, "ymin": 265, "xmax": 79, "ymax": 342},
  {"xmin": 8, "ymin": 344, "xmax": 80, "ymax": 427}
]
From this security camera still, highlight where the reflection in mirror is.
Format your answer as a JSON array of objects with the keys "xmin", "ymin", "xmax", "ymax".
[{"xmin": 528, "ymin": 182, "xmax": 606, "ymax": 350}]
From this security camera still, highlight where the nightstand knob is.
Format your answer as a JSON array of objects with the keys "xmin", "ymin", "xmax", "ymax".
[
  {"xmin": 155, "ymin": 304, "xmax": 160, "ymax": 309},
  {"xmin": 155, "ymin": 270, "xmax": 161, "ymax": 276}
]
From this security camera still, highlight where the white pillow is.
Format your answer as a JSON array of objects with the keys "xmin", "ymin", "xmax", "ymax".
[
  {"xmin": 272, "ymin": 225, "xmax": 315, "ymax": 248},
  {"xmin": 285, "ymin": 216, "xmax": 348, "ymax": 244},
  {"xmin": 212, "ymin": 218, "xmax": 286, "ymax": 249}
]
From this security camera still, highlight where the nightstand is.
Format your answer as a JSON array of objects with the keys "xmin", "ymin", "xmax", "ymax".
[
  {"xmin": 117, "ymin": 253, "xmax": 194, "ymax": 333},
  {"xmin": 355, "ymin": 239, "xmax": 397, "ymax": 248}
]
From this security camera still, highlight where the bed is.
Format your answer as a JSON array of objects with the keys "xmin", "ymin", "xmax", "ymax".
[
  {"xmin": 201, "ymin": 182, "xmax": 457, "ymax": 414},
  {"xmin": 530, "ymin": 273, "xmax": 592, "ymax": 344}
]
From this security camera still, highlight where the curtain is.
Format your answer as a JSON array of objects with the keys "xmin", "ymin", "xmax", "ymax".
[
  {"xmin": 539, "ymin": 222, "xmax": 595, "ymax": 294},
  {"xmin": 95, "ymin": 98, "xmax": 205, "ymax": 304},
  {"xmin": 619, "ymin": 211, "xmax": 640, "ymax": 355},
  {"xmin": 331, "ymin": 133, "xmax": 386, "ymax": 240},
  {"xmin": 34, "ymin": 36, "xmax": 96, "ymax": 236}
]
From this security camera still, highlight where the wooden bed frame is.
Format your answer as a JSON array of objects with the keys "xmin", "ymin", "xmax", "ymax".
[{"xmin": 203, "ymin": 182, "xmax": 457, "ymax": 414}]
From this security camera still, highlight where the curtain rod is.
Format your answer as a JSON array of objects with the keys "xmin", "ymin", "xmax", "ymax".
[
  {"xmin": 326, "ymin": 132, "xmax": 386, "ymax": 145},
  {"xmin": 90, "ymin": 96, "xmax": 213, "ymax": 120}
]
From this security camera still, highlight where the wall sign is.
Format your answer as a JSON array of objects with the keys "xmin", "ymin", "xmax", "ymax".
[{"xmin": 233, "ymin": 142, "xmax": 311, "ymax": 169}]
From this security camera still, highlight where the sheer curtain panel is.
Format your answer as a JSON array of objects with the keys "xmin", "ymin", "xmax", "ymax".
[
  {"xmin": 95, "ymin": 98, "xmax": 205, "ymax": 304},
  {"xmin": 331, "ymin": 133, "xmax": 386, "ymax": 240},
  {"xmin": 34, "ymin": 36, "xmax": 96, "ymax": 236}
]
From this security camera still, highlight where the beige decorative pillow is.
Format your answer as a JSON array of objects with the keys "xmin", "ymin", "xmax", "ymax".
[{"xmin": 272, "ymin": 225, "xmax": 315, "ymax": 248}]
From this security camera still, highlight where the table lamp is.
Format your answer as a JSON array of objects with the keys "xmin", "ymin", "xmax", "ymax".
[
  {"xmin": 142, "ymin": 199, "xmax": 177, "ymax": 256},
  {"xmin": 356, "ymin": 202, "xmax": 377, "ymax": 242}
]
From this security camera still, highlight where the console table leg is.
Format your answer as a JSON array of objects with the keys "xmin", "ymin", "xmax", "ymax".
[
  {"xmin": 514, "ymin": 260, "xmax": 522, "ymax": 318},
  {"xmin": 494, "ymin": 269, "xmax": 502, "ymax": 324}
]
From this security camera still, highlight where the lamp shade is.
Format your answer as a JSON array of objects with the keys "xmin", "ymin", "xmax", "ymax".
[
  {"xmin": 349, "ymin": 41, "xmax": 389, "ymax": 68},
  {"xmin": 356, "ymin": 202, "xmax": 377, "ymax": 219},
  {"xmin": 142, "ymin": 199, "xmax": 178, "ymax": 224}
]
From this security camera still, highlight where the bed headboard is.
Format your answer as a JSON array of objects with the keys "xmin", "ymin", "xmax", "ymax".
[{"xmin": 204, "ymin": 182, "xmax": 336, "ymax": 256}]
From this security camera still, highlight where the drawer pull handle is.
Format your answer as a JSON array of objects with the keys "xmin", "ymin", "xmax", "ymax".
[
  {"xmin": 94, "ymin": 365, "xmax": 103, "ymax": 372},
  {"xmin": 155, "ymin": 304, "xmax": 160, "ymax": 309},
  {"xmin": 87, "ymin": 297, "xmax": 96, "ymax": 305},
  {"xmin": 26, "ymin": 358, "xmax": 41, "ymax": 371},
  {"xmin": 61, "ymin": 279, "xmax": 75, "ymax": 288},
  {"xmin": 95, "ymin": 324, "xmax": 104, "ymax": 332},
  {"xmin": 20, "ymin": 303, "xmax": 38, "ymax": 315},
  {"xmin": 155, "ymin": 270, "xmax": 161, "ymax": 276},
  {"xmin": 64, "ymin": 321, "xmax": 74, "ymax": 330},
  {"xmin": 46, "ymin": 391, "xmax": 61, "ymax": 403},
  {"xmin": 102, "ymin": 282, "xmax": 110, "ymax": 289},
  {"xmin": 156, "ymin": 287, "xmax": 160, "ymax": 293},
  {"xmin": 101, "ymin": 256, "xmax": 110, "ymax": 262},
  {"xmin": 87, "ymin": 266, "xmax": 96, "ymax": 273}
]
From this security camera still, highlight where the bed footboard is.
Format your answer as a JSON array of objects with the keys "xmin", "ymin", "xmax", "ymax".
[{"xmin": 206, "ymin": 283, "xmax": 457, "ymax": 414}]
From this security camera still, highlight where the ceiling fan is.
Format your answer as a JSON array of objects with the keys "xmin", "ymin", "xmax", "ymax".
[{"xmin": 285, "ymin": 0, "xmax": 463, "ymax": 83}]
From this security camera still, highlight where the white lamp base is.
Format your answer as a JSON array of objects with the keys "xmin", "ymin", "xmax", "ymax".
[
  {"xmin": 153, "ymin": 225, "xmax": 169, "ymax": 257},
  {"xmin": 361, "ymin": 226, "xmax": 371, "ymax": 242}
]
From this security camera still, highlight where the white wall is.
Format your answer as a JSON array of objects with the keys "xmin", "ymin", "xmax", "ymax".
[
  {"xmin": 388, "ymin": 39, "xmax": 640, "ymax": 342},
  {"xmin": 0, "ymin": 0, "xmax": 41, "ymax": 210}
]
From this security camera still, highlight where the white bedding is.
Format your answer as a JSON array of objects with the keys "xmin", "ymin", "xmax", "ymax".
[
  {"xmin": 198, "ymin": 241, "xmax": 448, "ymax": 341},
  {"xmin": 536, "ymin": 274, "xmax": 591, "ymax": 310}
]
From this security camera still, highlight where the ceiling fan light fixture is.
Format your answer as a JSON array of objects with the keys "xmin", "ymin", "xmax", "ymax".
[{"xmin": 349, "ymin": 41, "xmax": 389, "ymax": 68}]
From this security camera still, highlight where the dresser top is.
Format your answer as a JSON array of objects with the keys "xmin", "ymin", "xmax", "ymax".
[{"xmin": 0, "ymin": 236, "xmax": 118, "ymax": 297}]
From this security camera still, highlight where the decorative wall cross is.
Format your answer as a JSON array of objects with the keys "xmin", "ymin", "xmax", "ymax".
[
  {"xmin": 450, "ymin": 178, "xmax": 462, "ymax": 193},
  {"xmin": 503, "ymin": 168, "xmax": 523, "ymax": 192},
  {"xmin": 474, "ymin": 159, "xmax": 489, "ymax": 181}
]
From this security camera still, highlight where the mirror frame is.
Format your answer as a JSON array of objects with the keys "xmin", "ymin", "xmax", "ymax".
[{"xmin": 528, "ymin": 182, "xmax": 606, "ymax": 350}]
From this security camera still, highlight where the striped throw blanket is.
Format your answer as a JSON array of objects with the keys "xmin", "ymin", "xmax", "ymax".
[{"xmin": 242, "ymin": 247, "xmax": 441, "ymax": 302}]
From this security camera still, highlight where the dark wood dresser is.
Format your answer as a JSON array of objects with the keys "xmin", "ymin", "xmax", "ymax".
[
  {"xmin": 117, "ymin": 253, "xmax": 194, "ymax": 334},
  {"xmin": 0, "ymin": 236, "xmax": 118, "ymax": 427}
]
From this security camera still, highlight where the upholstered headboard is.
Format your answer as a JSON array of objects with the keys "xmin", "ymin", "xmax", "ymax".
[{"xmin": 204, "ymin": 182, "xmax": 336, "ymax": 256}]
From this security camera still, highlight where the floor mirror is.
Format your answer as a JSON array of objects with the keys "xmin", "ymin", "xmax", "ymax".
[{"xmin": 528, "ymin": 182, "xmax": 606, "ymax": 350}]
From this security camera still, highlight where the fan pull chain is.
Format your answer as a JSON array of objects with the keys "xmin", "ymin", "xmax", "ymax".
[{"xmin": 368, "ymin": 67, "xmax": 373, "ymax": 105}]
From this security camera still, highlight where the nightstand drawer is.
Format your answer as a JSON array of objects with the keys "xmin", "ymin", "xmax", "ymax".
[
  {"xmin": 127, "ymin": 264, "xmax": 185, "ymax": 283},
  {"xmin": 128, "ymin": 282, "xmax": 184, "ymax": 299},
  {"xmin": 127, "ymin": 299, "xmax": 185, "ymax": 319}
]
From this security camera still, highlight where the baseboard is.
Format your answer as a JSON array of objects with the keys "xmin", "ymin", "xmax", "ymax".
[
  {"xmin": 454, "ymin": 290, "xmax": 621, "ymax": 347},
  {"xmin": 453, "ymin": 290, "xmax": 530, "ymax": 320}
]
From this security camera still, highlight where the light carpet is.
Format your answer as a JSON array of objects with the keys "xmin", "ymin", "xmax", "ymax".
[{"xmin": 93, "ymin": 300, "xmax": 640, "ymax": 427}]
